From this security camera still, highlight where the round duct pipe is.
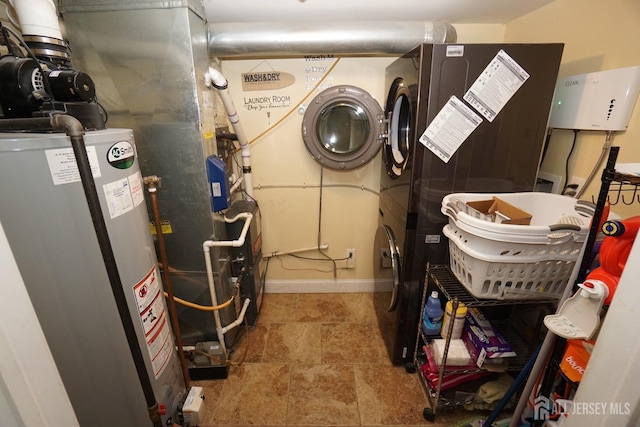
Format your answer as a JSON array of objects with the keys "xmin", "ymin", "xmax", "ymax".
[{"xmin": 208, "ymin": 21, "xmax": 457, "ymax": 58}]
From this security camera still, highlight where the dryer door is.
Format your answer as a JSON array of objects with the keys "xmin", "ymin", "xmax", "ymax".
[
  {"xmin": 373, "ymin": 224, "xmax": 401, "ymax": 312},
  {"xmin": 383, "ymin": 77, "xmax": 413, "ymax": 179},
  {"xmin": 302, "ymin": 85, "xmax": 384, "ymax": 171}
]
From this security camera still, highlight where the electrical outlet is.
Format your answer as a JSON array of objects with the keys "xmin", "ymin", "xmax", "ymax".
[
  {"xmin": 564, "ymin": 176, "xmax": 586, "ymax": 197},
  {"xmin": 346, "ymin": 249, "xmax": 356, "ymax": 269}
]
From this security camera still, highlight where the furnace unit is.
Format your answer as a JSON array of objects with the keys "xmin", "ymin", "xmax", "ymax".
[{"xmin": 226, "ymin": 199, "xmax": 264, "ymax": 327}]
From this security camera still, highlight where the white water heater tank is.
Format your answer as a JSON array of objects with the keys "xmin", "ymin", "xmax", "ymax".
[{"xmin": 0, "ymin": 128, "xmax": 185, "ymax": 426}]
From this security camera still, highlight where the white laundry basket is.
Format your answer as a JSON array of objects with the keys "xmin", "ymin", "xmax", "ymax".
[
  {"xmin": 441, "ymin": 192, "xmax": 595, "ymax": 238},
  {"xmin": 440, "ymin": 192, "xmax": 595, "ymax": 300},
  {"xmin": 444, "ymin": 225, "xmax": 578, "ymax": 300}
]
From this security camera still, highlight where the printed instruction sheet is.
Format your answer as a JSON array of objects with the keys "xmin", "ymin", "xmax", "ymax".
[
  {"xmin": 419, "ymin": 95, "xmax": 482, "ymax": 163},
  {"xmin": 463, "ymin": 49, "xmax": 530, "ymax": 122}
]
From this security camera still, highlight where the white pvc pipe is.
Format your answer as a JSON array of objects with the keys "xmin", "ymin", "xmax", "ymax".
[
  {"xmin": 221, "ymin": 298, "xmax": 251, "ymax": 334},
  {"xmin": 229, "ymin": 175, "xmax": 244, "ymax": 195},
  {"xmin": 201, "ymin": 212, "xmax": 253, "ymax": 355},
  {"xmin": 205, "ymin": 67, "xmax": 254, "ymax": 198},
  {"xmin": 9, "ymin": 0, "xmax": 63, "ymax": 39}
]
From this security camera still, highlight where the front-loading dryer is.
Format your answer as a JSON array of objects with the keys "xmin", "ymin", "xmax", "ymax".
[{"xmin": 374, "ymin": 43, "xmax": 564, "ymax": 365}]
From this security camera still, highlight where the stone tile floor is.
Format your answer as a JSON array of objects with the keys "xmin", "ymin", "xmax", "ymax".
[{"xmin": 192, "ymin": 293, "xmax": 492, "ymax": 426}]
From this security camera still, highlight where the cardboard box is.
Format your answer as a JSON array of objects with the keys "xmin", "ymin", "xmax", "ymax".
[
  {"xmin": 462, "ymin": 308, "xmax": 516, "ymax": 368},
  {"xmin": 466, "ymin": 197, "xmax": 532, "ymax": 225}
]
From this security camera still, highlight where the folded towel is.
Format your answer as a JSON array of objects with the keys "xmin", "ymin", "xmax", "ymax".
[{"xmin": 432, "ymin": 339, "xmax": 471, "ymax": 366}]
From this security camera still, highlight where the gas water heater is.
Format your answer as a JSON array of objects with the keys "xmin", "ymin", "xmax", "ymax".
[{"xmin": 0, "ymin": 128, "xmax": 185, "ymax": 426}]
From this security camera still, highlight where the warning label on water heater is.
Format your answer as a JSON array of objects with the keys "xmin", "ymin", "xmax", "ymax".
[{"xmin": 133, "ymin": 266, "xmax": 172, "ymax": 378}]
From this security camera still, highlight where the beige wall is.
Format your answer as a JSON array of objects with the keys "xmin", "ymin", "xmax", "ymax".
[
  {"xmin": 219, "ymin": 25, "xmax": 506, "ymax": 284},
  {"xmin": 505, "ymin": 0, "xmax": 640, "ymax": 220}
]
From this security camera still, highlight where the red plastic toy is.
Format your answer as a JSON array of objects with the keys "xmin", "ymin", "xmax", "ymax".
[{"xmin": 586, "ymin": 216, "xmax": 640, "ymax": 305}]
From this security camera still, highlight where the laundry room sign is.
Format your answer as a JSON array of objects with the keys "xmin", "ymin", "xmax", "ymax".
[{"xmin": 241, "ymin": 70, "xmax": 295, "ymax": 91}]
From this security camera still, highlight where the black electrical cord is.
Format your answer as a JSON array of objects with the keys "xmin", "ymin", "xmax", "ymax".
[
  {"xmin": 288, "ymin": 253, "xmax": 350, "ymax": 262},
  {"xmin": 561, "ymin": 129, "xmax": 580, "ymax": 194}
]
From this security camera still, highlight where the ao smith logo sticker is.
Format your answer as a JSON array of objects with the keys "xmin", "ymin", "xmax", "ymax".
[{"xmin": 107, "ymin": 141, "xmax": 135, "ymax": 169}]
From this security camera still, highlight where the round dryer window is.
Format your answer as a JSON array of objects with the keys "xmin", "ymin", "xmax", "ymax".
[
  {"xmin": 302, "ymin": 85, "xmax": 384, "ymax": 171},
  {"xmin": 383, "ymin": 78, "xmax": 412, "ymax": 179}
]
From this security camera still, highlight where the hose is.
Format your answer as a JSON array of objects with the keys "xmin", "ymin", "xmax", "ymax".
[{"xmin": 164, "ymin": 292, "xmax": 234, "ymax": 311}]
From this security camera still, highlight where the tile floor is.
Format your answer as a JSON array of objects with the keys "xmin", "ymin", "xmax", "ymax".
[{"xmin": 192, "ymin": 293, "xmax": 485, "ymax": 426}]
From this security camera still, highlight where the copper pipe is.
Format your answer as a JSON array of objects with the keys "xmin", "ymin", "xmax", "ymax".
[{"xmin": 143, "ymin": 175, "xmax": 191, "ymax": 389}]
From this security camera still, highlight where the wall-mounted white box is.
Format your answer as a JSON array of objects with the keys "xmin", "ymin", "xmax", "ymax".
[{"xmin": 549, "ymin": 65, "xmax": 640, "ymax": 131}]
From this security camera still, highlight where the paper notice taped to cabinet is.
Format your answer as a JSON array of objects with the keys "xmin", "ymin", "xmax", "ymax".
[
  {"xmin": 419, "ymin": 96, "xmax": 482, "ymax": 163},
  {"xmin": 463, "ymin": 50, "xmax": 530, "ymax": 122}
]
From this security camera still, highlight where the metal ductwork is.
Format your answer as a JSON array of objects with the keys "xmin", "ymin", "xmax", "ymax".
[
  {"xmin": 208, "ymin": 21, "xmax": 457, "ymax": 58},
  {"xmin": 58, "ymin": 0, "xmax": 239, "ymax": 348}
]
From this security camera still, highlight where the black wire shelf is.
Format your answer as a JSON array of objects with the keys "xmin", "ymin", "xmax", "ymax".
[{"xmin": 427, "ymin": 264, "xmax": 562, "ymax": 308}]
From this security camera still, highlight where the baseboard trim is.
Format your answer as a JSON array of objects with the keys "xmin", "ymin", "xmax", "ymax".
[{"xmin": 264, "ymin": 279, "xmax": 387, "ymax": 293}]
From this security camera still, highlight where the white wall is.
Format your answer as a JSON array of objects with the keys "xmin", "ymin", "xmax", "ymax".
[
  {"xmin": 562, "ymin": 232, "xmax": 640, "ymax": 426},
  {"xmin": 0, "ymin": 221, "xmax": 79, "ymax": 427}
]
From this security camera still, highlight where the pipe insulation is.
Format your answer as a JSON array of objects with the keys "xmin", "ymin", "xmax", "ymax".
[{"xmin": 208, "ymin": 21, "xmax": 457, "ymax": 58}]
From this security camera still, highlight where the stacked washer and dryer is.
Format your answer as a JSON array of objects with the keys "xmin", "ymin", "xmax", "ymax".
[{"xmin": 374, "ymin": 43, "xmax": 564, "ymax": 366}]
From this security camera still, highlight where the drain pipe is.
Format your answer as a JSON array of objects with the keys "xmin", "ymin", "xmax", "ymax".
[
  {"xmin": 0, "ymin": 115, "xmax": 164, "ymax": 427},
  {"xmin": 205, "ymin": 67, "xmax": 254, "ymax": 198},
  {"xmin": 202, "ymin": 212, "xmax": 253, "ymax": 355}
]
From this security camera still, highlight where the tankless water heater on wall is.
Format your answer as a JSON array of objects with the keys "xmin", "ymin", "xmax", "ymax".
[{"xmin": 549, "ymin": 65, "xmax": 640, "ymax": 131}]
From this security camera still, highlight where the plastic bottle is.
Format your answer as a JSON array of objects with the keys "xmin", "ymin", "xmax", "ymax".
[
  {"xmin": 422, "ymin": 291, "xmax": 444, "ymax": 335},
  {"xmin": 441, "ymin": 301, "xmax": 468, "ymax": 340}
]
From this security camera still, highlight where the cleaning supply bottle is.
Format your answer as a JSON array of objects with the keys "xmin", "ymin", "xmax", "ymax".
[
  {"xmin": 441, "ymin": 300, "xmax": 467, "ymax": 340},
  {"xmin": 422, "ymin": 291, "xmax": 444, "ymax": 335}
]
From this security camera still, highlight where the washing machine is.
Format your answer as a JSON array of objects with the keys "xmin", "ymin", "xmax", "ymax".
[{"xmin": 373, "ymin": 43, "xmax": 564, "ymax": 365}]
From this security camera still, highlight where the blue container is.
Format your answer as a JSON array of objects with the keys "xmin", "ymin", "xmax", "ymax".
[
  {"xmin": 206, "ymin": 155, "xmax": 230, "ymax": 212},
  {"xmin": 422, "ymin": 291, "xmax": 444, "ymax": 335}
]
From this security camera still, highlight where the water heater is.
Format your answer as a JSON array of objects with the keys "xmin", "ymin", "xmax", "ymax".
[
  {"xmin": 0, "ymin": 128, "xmax": 185, "ymax": 426},
  {"xmin": 549, "ymin": 65, "xmax": 640, "ymax": 131}
]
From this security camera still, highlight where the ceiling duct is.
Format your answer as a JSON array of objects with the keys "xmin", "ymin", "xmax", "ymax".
[{"xmin": 208, "ymin": 21, "xmax": 457, "ymax": 58}]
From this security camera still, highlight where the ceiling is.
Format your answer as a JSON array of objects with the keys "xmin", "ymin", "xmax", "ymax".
[{"xmin": 204, "ymin": 0, "xmax": 557, "ymax": 24}]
